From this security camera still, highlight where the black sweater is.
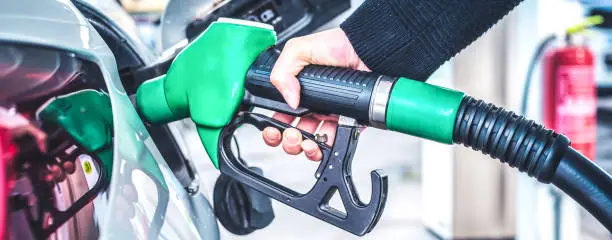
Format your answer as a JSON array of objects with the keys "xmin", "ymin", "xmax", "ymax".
[{"xmin": 340, "ymin": 0, "xmax": 524, "ymax": 81}]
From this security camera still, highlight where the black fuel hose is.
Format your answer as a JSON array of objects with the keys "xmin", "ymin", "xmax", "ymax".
[
  {"xmin": 454, "ymin": 96, "xmax": 612, "ymax": 231},
  {"xmin": 552, "ymin": 149, "xmax": 612, "ymax": 230},
  {"xmin": 520, "ymin": 33, "xmax": 612, "ymax": 234}
]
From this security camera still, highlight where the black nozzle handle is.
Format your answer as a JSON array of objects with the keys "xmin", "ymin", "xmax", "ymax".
[
  {"xmin": 246, "ymin": 48, "xmax": 390, "ymax": 124},
  {"xmin": 218, "ymin": 112, "xmax": 387, "ymax": 236}
]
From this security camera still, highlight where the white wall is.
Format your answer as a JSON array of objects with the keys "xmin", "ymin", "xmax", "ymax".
[{"xmin": 504, "ymin": 1, "xmax": 586, "ymax": 239}]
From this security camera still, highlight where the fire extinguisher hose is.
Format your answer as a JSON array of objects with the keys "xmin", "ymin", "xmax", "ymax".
[{"xmin": 454, "ymin": 96, "xmax": 612, "ymax": 231}]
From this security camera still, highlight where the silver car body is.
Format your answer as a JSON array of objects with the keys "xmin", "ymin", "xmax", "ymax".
[{"xmin": 0, "ymin": 0, "xmax": 219, "ymax": 239}]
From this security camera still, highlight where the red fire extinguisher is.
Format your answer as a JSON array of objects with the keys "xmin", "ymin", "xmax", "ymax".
[{"xmin": 543, "ymin": 35, "xmax": 597, "ymax": 160}]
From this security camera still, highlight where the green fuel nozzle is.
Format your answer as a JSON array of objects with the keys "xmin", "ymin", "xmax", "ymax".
[
  {"xmin": 136, "ymin": 19, "xmax": 391, "ymax": 236},
  {"xmin": 136, "ymin": 18, "xmax": 611, "ymax": 233},
  {"xmin": 136, "ymin": 18, "xmax": 277, "ymax": 168}
]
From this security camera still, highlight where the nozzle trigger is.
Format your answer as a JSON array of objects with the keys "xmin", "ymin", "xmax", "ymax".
[{"xmin": 217, "ymin": 112, "xmax": 388, "ymax": 236}]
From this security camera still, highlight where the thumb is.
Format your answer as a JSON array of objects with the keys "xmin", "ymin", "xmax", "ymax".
[
  {"xmin": 270, "ymin": 38, "xmax": 313, "ymax": 109},
  {"xmin": 270, "ymin": 72, "xmax": 301, "ymax": 109}
]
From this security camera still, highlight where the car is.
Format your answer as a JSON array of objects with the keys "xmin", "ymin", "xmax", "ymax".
[
  {"xmin": 0, "ymin": 0, "xmax": 218, "ymax": 239},
  {"xmin": 0, "ymin": 0, "xmax": 353, "ymax": 239}
]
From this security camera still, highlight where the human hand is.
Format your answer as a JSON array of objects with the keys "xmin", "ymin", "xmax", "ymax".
[{"xmin": 262, "ymin": 28, "xmax": 369, "ymax": 161}]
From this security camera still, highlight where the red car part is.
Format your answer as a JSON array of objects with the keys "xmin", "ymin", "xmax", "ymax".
[{"xmin": 0, "ymin": 126, "xmax": 13, "ymax": 240}]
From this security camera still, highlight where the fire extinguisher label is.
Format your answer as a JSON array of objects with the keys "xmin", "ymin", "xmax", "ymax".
[{"xmin": 555, "ymin": 65, "xmax": 597, "ymax": 159}]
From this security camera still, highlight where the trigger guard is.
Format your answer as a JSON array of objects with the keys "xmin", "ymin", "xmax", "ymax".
[{"xmin": 217, "ymin": 112, "xmax": 388, "ymax": 236}]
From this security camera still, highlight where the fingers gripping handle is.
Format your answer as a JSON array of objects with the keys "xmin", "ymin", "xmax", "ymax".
[
  {"xmin": 245, "ymin": 49, "xmax": 393, "ymax": 127},
  {"xmin": 217, "ymin": 112, "xmax": 388, "ymax": 236}
]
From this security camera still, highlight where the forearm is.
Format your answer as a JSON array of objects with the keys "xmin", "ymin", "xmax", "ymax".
[{"xmin": 341, "ymin": 0, "xmax": 524, "ymax": 80}]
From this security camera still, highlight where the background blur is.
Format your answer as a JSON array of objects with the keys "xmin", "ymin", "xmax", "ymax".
[{"xmin": 90, "ymin": 0, "xmax": 611, "ymax": 239}]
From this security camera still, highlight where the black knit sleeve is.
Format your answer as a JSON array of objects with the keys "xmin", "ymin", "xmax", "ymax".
[{"xmin": 340, "ymin": 0, "xmax": 523, "ymax": 81}]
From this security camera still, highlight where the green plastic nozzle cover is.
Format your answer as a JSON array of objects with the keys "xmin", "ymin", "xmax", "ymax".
[
  {"xmin": 40, "ymin": 89, "xmax": 168, "ymax": 189},
  {"xmin": 38, "ymin": 90, "xmax": 115, "ymax": 179},
  {"xmin": 136, "ymin": 19, "xmax": 277, "ymax": 168},
  {"xmin": 386, "ymin": 77, "xmax": 465, "ymax": 144}
]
